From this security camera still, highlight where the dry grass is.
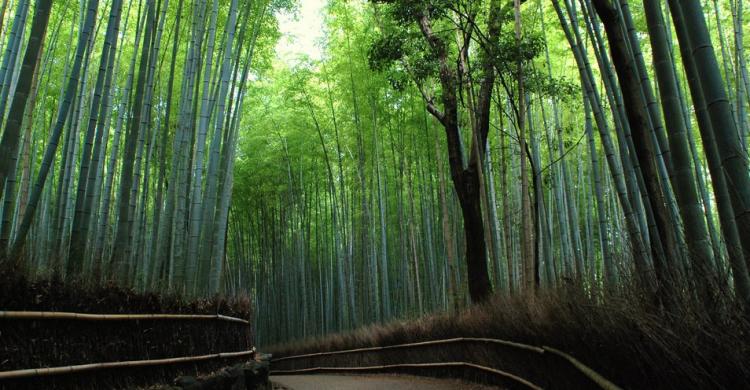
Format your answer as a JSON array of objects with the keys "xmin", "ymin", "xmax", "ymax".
[{"xmin": 267, "ymin": 286, "xmax": 750, "ymax": 389}]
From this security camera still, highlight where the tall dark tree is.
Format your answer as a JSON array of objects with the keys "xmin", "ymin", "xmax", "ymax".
[{"xmin": 368, "ymin": 0, "xmax": 516, "ymax": 302}]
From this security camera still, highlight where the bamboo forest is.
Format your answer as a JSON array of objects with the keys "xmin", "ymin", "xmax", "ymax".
[{"xmin": 1, "ymin": 0, "xmax": 750, "ymax": 387}]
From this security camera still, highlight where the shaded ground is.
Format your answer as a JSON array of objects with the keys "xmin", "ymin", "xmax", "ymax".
[{"xmin": 271, "ymin": 374, "xmax": 499, "ymax": 389}]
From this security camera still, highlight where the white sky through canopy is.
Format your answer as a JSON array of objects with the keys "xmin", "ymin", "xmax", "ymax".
[{"xmin": 276, "ymin": 0, "xmax": 327, "ymax": 64}]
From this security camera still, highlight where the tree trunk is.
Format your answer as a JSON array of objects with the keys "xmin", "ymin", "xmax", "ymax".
[
  {"xmin": 593, "ymin": 0, "xmax": 679, "ymax": 294},
  {"xmin": 110, "ymin": 0, "xmax": 154, "ymax": 282},
  {"xmin": 0, "ymin": 0, "xmax": 51, "ymax": 258},
  {"xmin": 643, "ymin": 0, "xmax": 715, "ymax": 291},
  {"xmin": 8, "ymin": 0, "xmax": 99, "ymax": 261}
]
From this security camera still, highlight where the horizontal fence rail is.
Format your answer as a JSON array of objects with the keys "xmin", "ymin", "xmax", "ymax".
[
  {"xmin": 541, "ymin": 346, "xmax": 620, "ymax": 390},
  {"xmin": 269, "ymin": 337, "xmax": 621, "ymax": 390},
  {"xmin": 271, "ymin": 337, "xmax": 543, "ymax": 363},
  {"xmin": 271, "ymin": 362, "xmax": 543, "ymax": 390},
  {"xmin": 0, "ymin": 310, "xmax": 249, "ymax": 325},
  {"xmin": 0, "ymin": 348, "xmax": 256, "ymax": 380}
]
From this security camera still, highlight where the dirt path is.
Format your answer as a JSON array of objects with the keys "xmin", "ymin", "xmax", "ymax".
[{"xmin": 271, "ymin": 374, "xmax": 499, "ymax": 389}]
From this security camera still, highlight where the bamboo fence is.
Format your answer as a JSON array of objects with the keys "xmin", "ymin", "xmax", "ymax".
[
  {"xmin": 542, "ymin": 346, "xmax": 621, "ymax": 390},
  {"xmin": 270, "ymin": 336, "xmax": 543, "ymax": 363},
  {"xmin": 0, "ymin": 310, "xmax": 254, "ymax": 380},
  {"xmin": 0, "ymin": 310, "xmax": 249, "ymax": 324},
  {"xmin": 269, "ymin": 337, "xmax": 622, "ymax": 390},
  {"xmin": 0, "ymin": 348, "xmax": 256, "ymax": 380}
]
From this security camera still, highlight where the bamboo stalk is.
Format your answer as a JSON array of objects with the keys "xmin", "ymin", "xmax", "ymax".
[
  {"xmin": 0, "ymin": 348, "xmax": 256, "ymax": 380},
  {"xmin": 270, "ymin": 337, "xmax": 544, "ymax": 363},
  {"xmin": 542, "ymin": 346, "xmax": 622, "ymax": 390},
  {"xmin": 270, "ymin": 362, "xmax": 542, "ymax": 390},
  {"xmin": 0, "ymin": 311, "xmax": 249, "ymax": 324}
]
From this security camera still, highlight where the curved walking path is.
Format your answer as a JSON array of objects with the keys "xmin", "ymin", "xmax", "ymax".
[{"xmin": 271, "ymin": 374, "xmax": 499, "ymax": 389}]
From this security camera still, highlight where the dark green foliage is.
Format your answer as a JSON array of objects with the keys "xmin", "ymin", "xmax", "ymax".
[
  {"xmin": 371, "ymin": 0, "xmax": 452, "ymax": 24},
  {"xmin": 368, "ymin": 32, "xmax": 406, "ymax": 71}
]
